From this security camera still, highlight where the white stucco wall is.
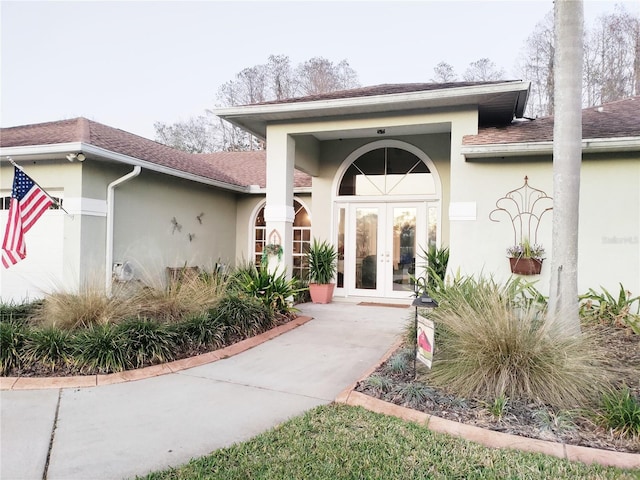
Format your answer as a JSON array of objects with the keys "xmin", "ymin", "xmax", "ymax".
[
  {"xmin": 1, "ymin": 161, "xmax": 84, "ymax": 300},
  {"xmin": 448, "ymin": 154, "xmax": 640, "ymax": 297}
]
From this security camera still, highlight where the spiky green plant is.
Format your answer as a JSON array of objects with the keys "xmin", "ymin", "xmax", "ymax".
[
  {"xmin": 0, "ymin": 319, "xmax": 29, "ymax": 375},
  {"xmin": 230, "ymin": 263, "xmax": 303, "ymax": 315},
  {"xmin": 306, "ymin": 238, "xmax": 338, "ymax": 285},
  {"xmin": 73, "ymin": 324, "xmax": 128, "ymax": 373},
  {"xmin": 487, "ymin": 395, "xmax": 509, "ymax": 419},
  {"xmin": 213, "ymin": 292, "xmax": 272, "ymax": 338},
  {"xmin": 22, "ymin": 326, "xmax": 74, "ymax": 371},
  {"xmin": 363, "ymin": 374, "xmax": 393, "ymax": 394},
  {"xmin": 428, "ymin": 276, "xmax": 607, "ymax": 409},
  {"xmin": 579, "ymin": 284, "xmax": 640, "ymax": 333},
  {"xmin": 117, "ymin": 318, "xmax": 177, "ymax": 368},
  {"xmin": 176, "ymin": 313, "xmax": 227, "ymax": 350},
  {"xmin": 597, "ymin": 386, "xmax": 640, "ymax": 439}
]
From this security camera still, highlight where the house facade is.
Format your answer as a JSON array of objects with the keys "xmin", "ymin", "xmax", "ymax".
[{"xmin": 1, "ymin": 82, "xmax": 639, "ymax": 303}]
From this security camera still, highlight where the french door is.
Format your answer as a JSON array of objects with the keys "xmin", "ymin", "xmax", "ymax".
[{"xmin": 338, "ymin": 202, "xmax": 428, "ymax": 298}]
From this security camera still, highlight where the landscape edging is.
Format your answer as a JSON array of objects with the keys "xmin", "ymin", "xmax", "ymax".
[
  {"xmin": 334, "ymin": 340, "xmax": 640, "ymax": 471},
  {"xmin": 0, "ymin": 315, "xmax": 313, "ymax": 391}
]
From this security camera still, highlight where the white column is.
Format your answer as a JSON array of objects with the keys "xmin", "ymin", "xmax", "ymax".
[{"xmin": 265, "ymin": 130, "xmax": 295, "ymax": 277}]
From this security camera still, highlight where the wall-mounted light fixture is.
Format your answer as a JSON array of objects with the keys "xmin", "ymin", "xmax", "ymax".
[{"xmin": 66, "ymin": 153, "xmax": 86, "ymax": 162}]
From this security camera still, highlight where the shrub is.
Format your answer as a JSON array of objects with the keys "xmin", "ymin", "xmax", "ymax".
[
  {"xmin": 597, "ymin": 386, "xmax": 640, "ymax": 438},
  {"xmin": 22, "ymin": 326, "xmax": 74, "ymax": 371},
  {"xmin": 175, "ymin": 313, "xmax": 227, "ymax": 350},
  {"xmin": 0, "ymin": 320, "xmax": 29, "ymax": 375},
  {"xmin": 117, "ymin": 318, "xmax": 177, "ymax": 369},
  {"xmin": 428, "ymin": 276, "xmax": 607, "ymax": 409},
  {"xmin": 579, "ymin": 284, "xmax": 640, "ymax": 334},
  {"xmin": 0, "ymin": 300, "xmax": 42, "ymax": 323},
  {"xmin": 384, "ymin": 352, "xmax": 412, "ymax": 376},
  {"xmin": 30, "ymin": 284, "xmax": 139, "ymax": 329},
  {"xmin": 133, "ymin": 273, "xmax": 226, "ymax": 323},
  {"xmin": 362, "ymin": 374, "xmax": 393, "ymax": 394},
  {"xmin": 73, "ymin": 324, "xmax": 128, "ymax": 373},
  {"xmin": 230, "ymin": 263, "xmax": 303, "ymax": 315},
  {"xmin": 213, "ymin": 293, "xmax": 272, "ymax": 338}
]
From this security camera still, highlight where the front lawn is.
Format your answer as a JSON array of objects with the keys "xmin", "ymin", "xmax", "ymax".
[{"xmin": 141, "ymin": 404, "xmax": 637, "ymax": 480}]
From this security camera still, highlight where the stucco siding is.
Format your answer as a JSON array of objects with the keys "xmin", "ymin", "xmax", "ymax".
[
  {"xmin": 448, "ymin": 155, "xmax": 640, "ymax": 297},
  {"xmin": 111, "ymin": 170, "xmax": 237, "ymax": 284}
]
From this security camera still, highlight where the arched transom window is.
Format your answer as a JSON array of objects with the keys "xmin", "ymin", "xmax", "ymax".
[
  {"xmin": 254, "ymin": 200, "xmax": 311, "ymax": 279},
  {"xmin": 338, "ymin": 147, "xmax": 435, "ymax": 196}
]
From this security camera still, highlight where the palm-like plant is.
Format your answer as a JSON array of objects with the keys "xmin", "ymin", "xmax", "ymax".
[{"xmin": 306, "ymin": 239, "xmax": 338, "ymax": 285}]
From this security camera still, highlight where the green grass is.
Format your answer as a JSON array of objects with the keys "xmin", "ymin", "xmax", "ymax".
[{"xmin": 140, "ymin": 404, "xmax": 637, "ymax": 480}]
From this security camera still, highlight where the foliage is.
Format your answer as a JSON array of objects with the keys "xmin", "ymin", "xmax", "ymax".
[
  {"xmin": 362, "ymin": 374, "xmax": 393, "ymax": 394},
  {"xmin": 117, "ymin": 318, "xmax": 177, "ymax": 369},
  {"xmin": 306, "ymin": 238, "xmax": 338, "ymax": 285},
  {"xmin": 383, "ymin": 351, "xmax": 411, "ymax": 376},
  {"xmin": 141, "ymin": 404, "xmax": 635, "ymax": 480},
  {"xmin": 413, "ymin": 245, "xmax": 450, "ymax": 296},
  {"xmin": 506, "ymin": 239, "xmax": 545, "ymax": 260},
  {"xmin": 487, "ymin": 395, "xmax": 509, "ymax": 419},
  {"xmin": 213, "ymin": 292, "xmax": 273, "ymax": 338},
  {"xmin": 0, "ymin": 300, "xmax": 42, "ymax": 322},
  {"xmin": 30, "ymin": 284, "xmax": 140, "ymax": 330},
  {"xmin": 0, "ymin": 319, "xmax": 28, "ymax": 375},
  {"xmin": 73, "ymin": 324, "xmax": 129, "ymax": 373},
  {"xmin": 134, "ymin": 272, "xmax": 227, "ymax": 323},
  {"xmin": 230, "ymin": 263, "xmax": 303, "ymax": 315},
  {"xmin": 22, "ymin": 326, "xmax": 74, "ymax": 371},
  {"xmin": 579, "ymin": 284, "xmax": 640, "ymax": 334},
  {"xmin": 176, "ymin": 313, "xmax": 227, "ymax": 350},
  {"xmin": 597, "ymin": 386, "xmax": 640, "ymax": 439},
  {"xmin": 427, "ymin": 275, "xmax": 606, "ymax": 409},
  {"xmin": 533, "ymin": 409, "xmax": 577, "ymax": 434},
  {"xmin": 399, "ymin": 383, "xmax": 432, "ymax": 406}
]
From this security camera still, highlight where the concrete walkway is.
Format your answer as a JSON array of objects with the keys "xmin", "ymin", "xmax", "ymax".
[{"xmin": 0, "ymin": 302, "xmax": 408, "ymax": 480}]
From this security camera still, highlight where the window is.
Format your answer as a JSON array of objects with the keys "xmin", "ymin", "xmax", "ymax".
[
  {"xmin": 338, "ymin": 147, "xmax": 435, "ymax": 196},
  {"xmin": 1, "ymin": 196, "xmax": 62, "ymax": 210},
  {"xmin": 254, "ymin": 200, "xmax": 311, "ymax": 280}
]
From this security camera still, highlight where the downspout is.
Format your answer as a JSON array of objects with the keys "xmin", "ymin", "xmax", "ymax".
[{"xmin": 106, "ymin": 166, "xmax": 141, "ymax": 295}]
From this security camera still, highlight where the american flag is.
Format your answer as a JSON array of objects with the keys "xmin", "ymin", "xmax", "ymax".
[{"xmin": 2, "ymin": 167, "xmax": 53, "ymax": 268}]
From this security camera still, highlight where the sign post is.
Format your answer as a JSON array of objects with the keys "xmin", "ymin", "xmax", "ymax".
[{"xmin": 412, "ymin": 295, "xmax": 438, "ymax": 377}]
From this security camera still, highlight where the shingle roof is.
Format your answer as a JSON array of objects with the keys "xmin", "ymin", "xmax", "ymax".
[
  {"xmin": 463, "ymin": 96, "xmax": 640, "ymax": 145},
  {"xmin": 0, "ymin": 117, "xmax": 311, "ymax": 189},
  {"xmin": 254, "ymin": 81, "xmax": 514, "ymax": 106},
  {"xmin": 197, "ymin": 151, "xmax": 311, "ymax": 189}
]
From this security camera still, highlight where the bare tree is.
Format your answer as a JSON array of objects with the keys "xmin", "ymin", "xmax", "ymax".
[
  {"xmin": 519, "ymin": 5, "xmax": 639, "ymax": 118},
  {"xmin": 153, "ymin": 116, "xmax": 217, "ymax": 153},
  {"xmin": 431, "ymin": 61, "xmax": 458, "ymax": 82},
  {"xmin": 158, "ymin": 55, "xmax": 360, "ymax": 152},
  {"xmin": 295, "ymin": 57, "xmax": 359, "ymax": 95},
  {"xmin": 516, "ymin": 11, "xmax": 555, "ymax": 117},
  {"xmin": 548, "ymin": 0, "xmax": 583, "ymax": 337},
  {"xmin": 585, "ymin": 6, "xmax": 640, "ymax": 105},
  {"xmin": 463, "ymin": 58, "xmax": 506, "ymax": 81}
]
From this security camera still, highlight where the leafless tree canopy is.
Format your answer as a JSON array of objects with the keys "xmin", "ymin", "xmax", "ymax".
[
  {"xmin": 519, "ymin": 5, "xmax": 639, "ymax": 117},
  {"xmin": 156, "ymin": 5, "xmax": 638, "ymax": 151},
  {"xmin": 155, "ymin": 55, "xmax": 359, "ymax": 152}
]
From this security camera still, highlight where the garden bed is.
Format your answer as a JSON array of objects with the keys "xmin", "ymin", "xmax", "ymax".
[{"xmin": 355, "ymin": 324, "xmax": 640, "ymax": 454}]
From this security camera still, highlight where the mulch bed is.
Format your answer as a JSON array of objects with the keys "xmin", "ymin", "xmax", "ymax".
[{"xmin": 355, "ymin": 325, "xmax": 640, "ymax": 454}]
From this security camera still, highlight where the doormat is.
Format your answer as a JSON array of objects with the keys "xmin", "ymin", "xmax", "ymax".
[{"xmin": 358, "ymin": 302, "xmax": 410, "ymax": 309}]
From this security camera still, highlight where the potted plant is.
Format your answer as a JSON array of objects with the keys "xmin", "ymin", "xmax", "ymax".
[
  {"xmin": 507, "ymin": 239, "xmax": 545, "ymax": 275},
  {"xmin": 306, "ymin": 238, "xmax": 338, "ymax": 304}
]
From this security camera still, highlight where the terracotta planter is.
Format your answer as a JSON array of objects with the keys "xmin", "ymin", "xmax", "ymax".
[
  {"xmin": 309, "ymin": 283, "xmax": 336, "ymax": 304},
  {"xmin": 509, "ymin": 257, "xmax": 543, "ymax": 275}
]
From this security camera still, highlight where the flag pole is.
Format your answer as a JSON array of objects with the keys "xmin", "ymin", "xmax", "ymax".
[{"xmin": 6, "ymin": 157, "xmax": 70, "ymax": 215}]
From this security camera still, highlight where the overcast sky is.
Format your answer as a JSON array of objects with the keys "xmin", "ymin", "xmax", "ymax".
[{"xmin": 2, "ymin": 0, "xmax": 639, "ymax": 140}]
